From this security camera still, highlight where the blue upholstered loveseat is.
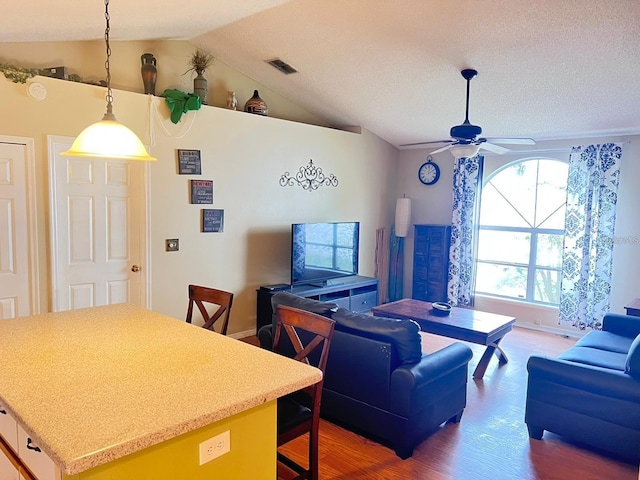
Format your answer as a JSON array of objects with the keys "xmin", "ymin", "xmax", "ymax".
[
  {"xmin": 525, "ymin": 312, "xmax": 640, "ymax": 462},
  {"xmin": 258, "ymin": 291, "xmax": 473, "ymax": 459}
]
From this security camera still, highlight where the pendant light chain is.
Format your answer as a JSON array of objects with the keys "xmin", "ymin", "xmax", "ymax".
[
  {"xmin": 104, "ymin": 0, "xmax": 114, "ymax": 117},
  {"xmin": 60, "ymin": 0, "xmax": 157, "ymax": 161}
]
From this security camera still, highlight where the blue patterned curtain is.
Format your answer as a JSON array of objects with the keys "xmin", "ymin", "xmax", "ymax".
[
  {"xmin": 447, "ymin": 155, "xmax": 483, "ymax": 306},
  {"xmin": 559, "ymin": 143, "xmax": 622, "ymax": 330}
]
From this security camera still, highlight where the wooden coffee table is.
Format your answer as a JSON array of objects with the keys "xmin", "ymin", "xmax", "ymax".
[{"xmin": 372, "ymin": 298, "xmax": 516, "ymax": 379}]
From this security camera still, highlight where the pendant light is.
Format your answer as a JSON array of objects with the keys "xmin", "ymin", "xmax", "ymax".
[{"xmin": 62, "ymin": 0, "xmax": 156, "ymax": 161}]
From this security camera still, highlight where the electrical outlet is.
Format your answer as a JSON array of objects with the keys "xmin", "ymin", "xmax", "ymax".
[{"xmin": 199, "ymin": 430, "xmax": 230, "ymax": 465}]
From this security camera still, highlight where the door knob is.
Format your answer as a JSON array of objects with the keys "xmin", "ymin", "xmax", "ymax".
[{"xmin": 131, "ymin": 265, "xmax": 141, "ymax": 272}]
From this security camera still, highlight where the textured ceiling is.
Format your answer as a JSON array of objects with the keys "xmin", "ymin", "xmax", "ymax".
[{"xmin": 3, "ymin": 0, "xmax": 640, "ymax": 148}]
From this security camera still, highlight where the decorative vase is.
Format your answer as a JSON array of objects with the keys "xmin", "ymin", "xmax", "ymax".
[
  {"xmin": 140, "ymin": 53, "xmax": 157, "ymax": 95},
  {"xmin": 193, "ymin": 73, "xmax": 208, "ymax": 105},
  {"xmin": 226, "ymin": 91, "xmax": 237, "ymax": 110},
  {"xmin": 244, "ymin": 90, "xmax": 268, "ymax": 115}
]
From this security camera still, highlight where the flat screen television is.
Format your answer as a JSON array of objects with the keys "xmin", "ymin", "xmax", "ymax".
[{"xmin": 291, "ymin": 222, "xmax": 360, "ymax": 286}]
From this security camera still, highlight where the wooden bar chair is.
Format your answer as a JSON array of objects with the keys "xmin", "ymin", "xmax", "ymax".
[
  {"xmin": 273, "ymin": 305, "xmax": 335, "ymax": 480},
  {"xmin": 185, "ymin": 284, "xmax": 234, "ymax": 335}
]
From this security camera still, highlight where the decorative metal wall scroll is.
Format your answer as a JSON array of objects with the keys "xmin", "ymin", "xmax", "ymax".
[{"xmin": 279, "ymin": 159, "xmax": 339, "ymax": 191}]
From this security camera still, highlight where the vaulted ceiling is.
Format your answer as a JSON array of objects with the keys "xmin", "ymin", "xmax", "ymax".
[{"xmin": 3, "ymin": 0, "xmax": 640, "ymax": 148}]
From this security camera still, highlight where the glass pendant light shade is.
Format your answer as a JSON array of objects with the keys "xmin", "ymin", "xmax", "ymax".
[{"xmin": 62, "ymin": 112, "xmax": 157, "ymax": 161}]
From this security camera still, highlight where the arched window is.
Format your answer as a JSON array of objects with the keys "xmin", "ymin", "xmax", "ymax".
[{"xmin": 475, "ymin": 158, "xmax": 568, "ymax": 305}]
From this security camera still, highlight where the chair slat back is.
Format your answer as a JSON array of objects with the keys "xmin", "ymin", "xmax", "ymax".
[
  {"xmin": 273, "ymin": 305, "xmax": 335, "ymax": 397},
  {"xmin": 186, "ymin": 284, "xmax": 234, "ymax": 335}
]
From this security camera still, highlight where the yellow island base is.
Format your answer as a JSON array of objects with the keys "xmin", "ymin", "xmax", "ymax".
[{"xmin": 0, "ymin": 304, "xmax": 321, "ymax": 480}]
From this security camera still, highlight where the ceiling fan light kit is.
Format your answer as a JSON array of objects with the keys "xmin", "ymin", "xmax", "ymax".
[
  {"xmin": 449, "ymin": 144, "xmax": 481, "ymax": 159},
  {"xmin": 401, "ymin": 68, "xmax": 535, "ymax": 157}
]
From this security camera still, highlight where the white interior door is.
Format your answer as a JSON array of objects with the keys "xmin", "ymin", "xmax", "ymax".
[
  {"xmin": 48, "ymin": 136, "xmax": 148, "ymax": 311},
  {"xmin": 0, "ymin": 139, "xmax": 38, "ymax": 319}
]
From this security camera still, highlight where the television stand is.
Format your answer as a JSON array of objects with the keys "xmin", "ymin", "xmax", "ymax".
[
  {"xmin": 255, "ymin": 275, "xmax": 379, "ymax": 334},
  {"xmin": 307, "ymin": 277, "xmax": 345, "ymax": 288}
]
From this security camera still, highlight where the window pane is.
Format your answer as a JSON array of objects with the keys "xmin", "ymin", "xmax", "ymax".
[
  {"xmin": 536, "ymin": 234, "xmax": 563, "ymax": 268},
  {"xmin": 476, "ymin": 263, "xmax": 527, "ymax": 299},
  {"xmin": 479, "ymin": 183, "xmax": 529, "ymax": 227},
  {"xmin": 534, "ymin": 268, "xmax": 561, "ymax": 304},
  {"xmin": 487, "ymin": 162, "xmax": 537, "ymax": 226},
  {"xmin": 477, "ymin": 230, "xmax": 530, "ymax": 264},
  {"xmin": 538, "ymin": 207, "xmax": 566, "ymax": 230},
  {"xmin": 535, "ymin": 160, "xmax": 568, "ymax": 228}
]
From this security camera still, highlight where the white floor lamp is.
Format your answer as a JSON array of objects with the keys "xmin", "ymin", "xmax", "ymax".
[{"xmin": 389, "ymin": 197, "xmax": 411, "ymax": 302}]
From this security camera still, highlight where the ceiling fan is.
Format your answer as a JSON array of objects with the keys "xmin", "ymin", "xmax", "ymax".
[{"xmin": 401, "ymin": 69, "xmax": 535, "ymax": 156}]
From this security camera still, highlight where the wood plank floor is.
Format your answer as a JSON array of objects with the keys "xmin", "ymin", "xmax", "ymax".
[{"xmin": 244, "ymin": 327, "xmax": 638, "ymax": 479}]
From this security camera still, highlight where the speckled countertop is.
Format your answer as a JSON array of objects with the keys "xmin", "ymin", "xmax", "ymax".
[{"xmin": 0, "ymin": 304, "xmax": 321, "ymax": 475}]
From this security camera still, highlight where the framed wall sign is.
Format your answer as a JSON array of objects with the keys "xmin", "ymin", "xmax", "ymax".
[
  {"xmin": 190, "ymin": 179, "xmax": 213, "ymax": 204},
  {"xmin": 202, "ymin": 209, "xmax": 224, "ymax": 233},
  {"xmin": 177, "ymin": 149, "xmax": 202, "ymax": 175}
]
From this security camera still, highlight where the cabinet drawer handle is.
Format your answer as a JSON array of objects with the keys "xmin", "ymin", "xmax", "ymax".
[{"xmin": 26, "ymin": 438, "xmax": 42, "ymax": 452}]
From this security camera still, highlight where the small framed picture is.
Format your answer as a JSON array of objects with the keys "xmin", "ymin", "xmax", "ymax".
[
  {"xmin": 190, "ymin": 180, "xmax": 213, "ymax": 204},
  {"xmin": 202, "ymin": 209, "xmax": 224, "ymax": 233},
  {"xmin": 177, "ymin": 149, "xmax": 202, "ymax": 175}
]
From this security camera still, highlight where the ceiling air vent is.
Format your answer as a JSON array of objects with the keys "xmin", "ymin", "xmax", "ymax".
[{"xmin": 266, "ymin": 58, "xmax": 298, "ymax": 75}]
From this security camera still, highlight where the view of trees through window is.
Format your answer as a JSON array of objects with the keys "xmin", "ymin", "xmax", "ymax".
[{"xmin": 475, "ymin": 159, "xmax": 568, "ymax": 305}]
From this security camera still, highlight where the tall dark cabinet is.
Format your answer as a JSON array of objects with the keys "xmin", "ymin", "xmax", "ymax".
[{"xmin": 412, "ymin": 224, "xmax": 451, "ymax": 303}]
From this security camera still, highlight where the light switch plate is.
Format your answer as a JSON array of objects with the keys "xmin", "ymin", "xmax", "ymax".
[{"xmin": 165, "ymin": 239, "xmax": 179, "ymax": 252}]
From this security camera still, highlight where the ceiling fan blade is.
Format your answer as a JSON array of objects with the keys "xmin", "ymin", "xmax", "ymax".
[
  {"xmin": 479, "ymin": 142, "xmax": 511, "ymax": 154},
  {"xmin": 399, "ymin": 139, "xmax": 453, "ymax": 148},
  {"xmin": 429, "ymin": 144, "xmax": 454, "ymax": 155},
  {"xmin": 484, "ymin": 137, "xmax": 536, "ymax": 145}
]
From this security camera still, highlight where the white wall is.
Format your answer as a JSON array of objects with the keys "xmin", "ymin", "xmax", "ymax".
[
  {"xmin": 0, "ymin": 40, "xmax": 399, "ymax": 335},
  {"xmin": 398, "ymin": 136, "xmax": 640, "ymax": 336}
]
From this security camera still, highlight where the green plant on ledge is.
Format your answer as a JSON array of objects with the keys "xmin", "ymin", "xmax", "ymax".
[
  {"xmin": 0, "ymin": 62, "xmax": 84, "ymax": 84},
  {"xmin": 185, "ymin": 49, "xmax": 215, "ymax": 77},
  {"xmin": 0, "ymin": 63, "xmax": 41, "ymax": 83}
]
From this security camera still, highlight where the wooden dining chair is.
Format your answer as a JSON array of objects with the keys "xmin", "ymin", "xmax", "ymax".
[
  {"xmin": 185, "ymin": 284, "xmax": 234, "ymax": 335},
  {"xmin": 273, "ymin": 305, "xmax": 335, "ymax": 480}
]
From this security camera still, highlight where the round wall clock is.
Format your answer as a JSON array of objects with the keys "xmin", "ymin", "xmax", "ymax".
[{"xmin": 418, "ymin": 156, "xmax": 440, "ymax": 185}]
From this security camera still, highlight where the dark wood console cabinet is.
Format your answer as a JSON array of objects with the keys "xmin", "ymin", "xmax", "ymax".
[
  {"xmin": 412, "ymin": 224, "xmax": 451, "ymax": 303},
  {"xmin": 256, "ymin": 276, "xmax": 379, "ymax": 333}
]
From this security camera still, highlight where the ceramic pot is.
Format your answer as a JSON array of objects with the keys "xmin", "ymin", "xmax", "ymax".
[
  {"xmin": 226, "ymin": 91, "xmax": 237, "ymax": 110},
  {"xmin": 244, "ymin": 90, "xmax": 268, "ymax": 115},
  {"xmin": 194, "ymin": 73, "xmax": 208, "ymax": 105},
  {"xmin": 140, "ymin": 53, "xmax": 157, "ymax": 95}
]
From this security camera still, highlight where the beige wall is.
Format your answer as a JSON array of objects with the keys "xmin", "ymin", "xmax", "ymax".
[
  {"xmin": 0, "ymin": 40, "xmax": 329, "ymax": 127},
  {"xmin": 398, "ymin": 137, "xmax": 640, "ymax": 336},
  {"xmin": 0, "ymin": 40, "xmax": 398, "ymax": 335}
]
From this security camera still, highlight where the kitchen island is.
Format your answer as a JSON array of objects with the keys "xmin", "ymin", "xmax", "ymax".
[{"xmin": 0, "ymin": 304, "xmax": 321, "ymax": 479}]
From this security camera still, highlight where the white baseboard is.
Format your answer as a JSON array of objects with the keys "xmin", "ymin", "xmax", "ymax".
[
  {"xmin": 514, "ymin": 321, "xmax": 583, "ymax": 339},
  {"xmin": 229, "ymin": 328, "xmax": 257, "ymax": 340}
]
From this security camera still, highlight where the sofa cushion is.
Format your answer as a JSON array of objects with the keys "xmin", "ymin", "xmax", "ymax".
[
  {"xmin": 331, "ymin": 308, "xmax": 421, "ymax": 365},
  {"xmin": 271, "ymin": 291, "xmax": 338, "ymax": 318},
  {"xmin": 558, "ymin": 346, "xmax": 627, "ymax": 371},
  {"xmin": 575, "ymin": 330, "xmax": 635, "ymax": 354},
  {"xmin": 625, "ymin": 335, "xmax": 640, "ymax": 377}
]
